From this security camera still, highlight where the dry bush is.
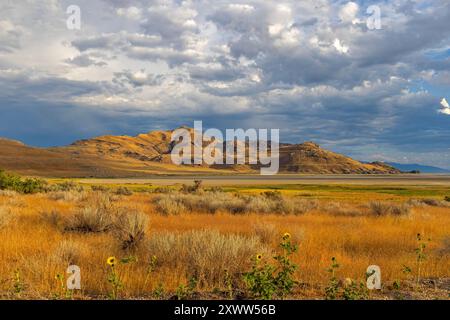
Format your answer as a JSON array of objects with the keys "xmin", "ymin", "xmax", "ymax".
[
  {"xmin": 0, "ymin": 206, "xmax": 13, "ymax": 229},
  {"xmin": 91, "ymin": 185, "xmax": 109, "ymax": 192},
  {"xmin": 244, "ymin": 196, "xmax": 275, "ymax": 214},
  {"xmin": 65, "ymin": 206, "xmax": 115, "ymax": 233},
  {"xmin": 46, "ymin": 191, "xmax": 87, "ymax": 202},
  {"xmin": 47, "ymin": 180, "xmax": 83, "ymax": 192},
  {"xmin": 147, "ymin": 229, "xmax": 269, "ymax": 287},
  {"xmin": 253, "ymin": 222, "xmax": 278, "ymax": 244},
  {"xmin": 64, "ymin": 192, "xmax": 116, "ymax": 233},
  {"xmin": 368, "ymin": 202, "xmax": 391, "ymax": 216},
  {"xmin": 322, "ymin": 202, "xmax": 363, "ymax": 216},
  {"xmin": 280, "ymin": 198, "xmax": 319, "ymax": 214},
  {"xmin": 0, "ymin": 189, "xmax": 18, "ymax": 197},
  {"xmin": 406, "ymin": 199, "xmax": 427, "ymax": 208},
  {"xmin": 153, "ymin": 195, "xmax": 186, "ymax": 215},
  {"xmin": 208, "ymin": 186, "xmax": 224, "ymax": 193},
  {"xmin": 115, "ymin": 187, "xmax": 133, "ymax": 196},
  {"xmin": 3, "ymin": 196, "xmax": 26, "ymax": 208},
  {"xmin": 408, "ymin": 198, "xmax": 450, "ymax": 208},
  {"xmin": 368, "ymin": 201, "xmax": 411, "ymax": 216},
  {"xmin": 261, "ymin": 190, "xmax": 283, "ymax": 201},
  {"xmin": 438, "ymin": 237, "xmax": 450, "ymax": 256},
  {"xmin": 180, "ymin": 180, "xmax": 203, "ymax": 193},
  {"xmin": 53, "ymin": 240, "xmax": 82, "ymax": 265},
  {"xmin": 40, "ymin": 210, "xmax": 63, "ymax": 228},
  {"xmin": 113, "ymin": 209, "xmax": 149, "ymax": 250},
  {"xmin": 153, "ymin": 192, "xmax": 245, "ymax": 214},
  {"xmin": 153, "ymin": 186, "xmax": 174, "ymax": 194},
  {"xmin": 152, "ymin": 191, "xmax": 318, "ymax": 215}
]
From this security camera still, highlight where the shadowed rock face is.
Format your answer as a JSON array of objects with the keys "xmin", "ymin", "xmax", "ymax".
[
  {"xmin": 0, "ymin": 129, "xmax": 400, "ymax": 177},
  {"xmin": 278, "ymin": 142, "xmax": 400, "ymax": 174}
]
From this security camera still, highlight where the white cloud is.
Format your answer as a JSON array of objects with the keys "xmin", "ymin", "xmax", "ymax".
[
  {"xmin": 117, "ymin": 7, "xmax": 142, "ymax": 20},
  {"xmin": 439, "ymin": 98, "xmax": 450, "ymax": 115},
  {"xmin": 228, "ymin": 4, "xmax": 255, "ymax": 12},
  {"xmin": 333, "ymin": 38, "xmax": 349, "ymax": 54},
  {"xmin": 339, "ymin": 2, "xmax": 359, "ymax": 24}
]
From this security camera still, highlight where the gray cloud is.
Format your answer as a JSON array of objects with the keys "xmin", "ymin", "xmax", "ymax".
[{"xmin": 0, "ymin": 0, "xmax": 449, "ymax": 168}]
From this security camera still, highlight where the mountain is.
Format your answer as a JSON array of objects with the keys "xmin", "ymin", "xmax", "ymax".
[
  {"xmin": 0, "ymin": 130, "xmax": 400, "ymax": 177},
  {"xmin": 386, "ymin": 162, "xmax": 450, "ymax": 174}
]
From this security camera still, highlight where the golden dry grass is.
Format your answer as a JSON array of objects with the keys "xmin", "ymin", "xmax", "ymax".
[{"xmin": 0, "ymin": 188, "xmax": 448, "ymax": 299}]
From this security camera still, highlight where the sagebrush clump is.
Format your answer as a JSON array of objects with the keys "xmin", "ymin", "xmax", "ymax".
[
  {"xmin": 0, "ymin": 206, "xmax": 13, "ymax": 229},
  {"xmin": 0, "ymin": 169, "xmax": 45, "ymax": 194},
  {"xmin": 368, "ymin": 201, "xmax": 411, "ymax": 216},
  {"xmin": 147, "ymin": 230, "xmax": 268, "ymax": 288},
  {"xmin": 113, "ymin": 209, "xmax": 149, "ymax": 250},
  {"xmin": 152, "ymin": 191, "xmax": 318, "ymax": 215},
  {"xmin": 64, "ymin": 193, "xmax": 116, "ymax": 233}
]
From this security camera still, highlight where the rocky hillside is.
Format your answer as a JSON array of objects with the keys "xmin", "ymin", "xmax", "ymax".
[{"xmin": 0, "ymin": 130, "xmax": 400, "ymax": 177}]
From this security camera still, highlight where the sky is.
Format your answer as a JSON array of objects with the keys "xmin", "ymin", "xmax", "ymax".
[{"xmin": 0, "ymin": 0, "xmax": 449, "ymax": 168}]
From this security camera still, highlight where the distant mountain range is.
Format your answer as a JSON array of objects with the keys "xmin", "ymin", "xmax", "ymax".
[
  {"xmin": 0, "ymin": 129, "xmax": 401, "ymax": 177},
  {"xmin": 386, "ymin": 162, "xmax": 450, "ymax": 173}
]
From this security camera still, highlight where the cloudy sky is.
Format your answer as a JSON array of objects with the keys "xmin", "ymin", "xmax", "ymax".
[{"xmin": 0, "ymin": 0, "xmax": 449, "ymax": 168}]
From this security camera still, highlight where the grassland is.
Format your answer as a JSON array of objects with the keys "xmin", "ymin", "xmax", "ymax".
[{"xmin": 0, "ymin": 177, "xmax": 449, "ymax": 300}]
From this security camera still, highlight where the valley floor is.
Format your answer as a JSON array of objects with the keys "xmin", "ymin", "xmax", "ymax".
[{"xmin": 0, "ymin": 180, "xmax": 449, "ymax": 300}]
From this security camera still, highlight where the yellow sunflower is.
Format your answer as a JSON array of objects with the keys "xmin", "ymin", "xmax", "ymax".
[
  {"xmin": 107, "ymin": 256, "xmax": 116, "ymax": 267},
  {"xmin": 344, "ymin": 278, "xmax": 353, "ymax": 286},
  {"xmin": 282, "ymin": 232, "xmax": 291, "ymax": 241}
]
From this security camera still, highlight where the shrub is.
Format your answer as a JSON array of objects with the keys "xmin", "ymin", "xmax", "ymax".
[
  {"xmin": 152, "ymin": 191, "xmax": 318, "ymax": 215},
  {"xmin": 153, "ymin": 186, "xmax": 174, "ymax": 194},
  {"xmin": 325, "ymin": 258, "xmax": 368, "ymax": 300},
  {"xmin": 323, "ymin": 202, "xmax": 363, "ymax": 217},
  {"xmin": 407, "ymin": 198, "xmax": 450, "ymax": 208},
  {"xmin": 438, "ymin": 237, "xmax": 450, "ymax": 256},
  {"xmin": 0, "ymin": 190, "xmax": 17, "ymax": 197},
  {"xmin": 65, "ymin": 206, "xmax": 114, "ymax": 233},
  {"xmin": 113, "ymin": 209, "xmax": 149, "ymax": 250},
  {"xmin": 253, "ymin": 223, "xmax": 278, "ymax": 244},
  {"xmin": 64, "ymin": 193, "xmax": 116, "ymax": 233},
  {"xmin": 243, "ymin": 234, "xmax": 299, "ymax": 299},
  {"xmin": 208, "ymin": 186, "xmax": 224, "ymax": 193},
  {"xmin": 368, "ymin": 201, "xmax": 411, "ymax": 216},
  {"xmin": 53, "ymin": 240, "xmax": 82, "ymax": 265},
  {"xmin": 175, "ymin": 276, "xmax": 197, "ymax": 300},
  {"xmin": 47, "ymin": 181, "xmax": 83, "ymax": 192},
  {"xmin": 0, "ymin": 169, "xmax": 45, "ymax": 194},
  {"xmin": 0, "ymin": 206, "xmax": 12, "ymax": 229},
  {"xmin": 115, "ymin": 187, "xmax": 133, "ymax": 196},
  {"xmin": 180, "ymin": 180, "xmax": 203, "ymax": 193},
  {"xmin": 261, "ymin": 191, "xmax": 283, "ymax": 201},
  {"xmin": 0, "ymin": 170, "xmax": 22, "ymax": 190},
  {"xmin": 342, "ymin": 279, "xmax": 368, "ymax": 300},
  {"xmin": 445, "ymin": 196, "xmax": 450, "ymax": 202},
  {"xmin": 91, "ymin": 185, "xmax": 109, "ymax": 192},
  {"xmin": 325, "ymin": 257, "xmax": 340, "ymax": 300},
  {"xmin": 40, "ymin": 210, "xmax": 63, "ymax": 228},
  {"xmin": 153, "ymin": 195, "xmax": 186, "ymax": 215},
  {"xmin": 46, "ymin": 191, "xmax": 87, "ymax": 202},
  {"xmin": 390, "ymin": 203, "xmax": 411, "ymax": 216},
  {"xmin": 279, "ymin": 198, "xmax": 318, "ymax": 215},
  {"xmin": 147, "ymin": 230, "xmax": 268, "ymax": 288}
]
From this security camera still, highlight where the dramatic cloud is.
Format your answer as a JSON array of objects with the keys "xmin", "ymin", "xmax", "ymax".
[
  {"xmin": 439, "ymin": 98, "xmax": 450, "ymax": 115},
  {"xmin": 0, "ymin": 0, "xmax": 449, "ymax": 168}
]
